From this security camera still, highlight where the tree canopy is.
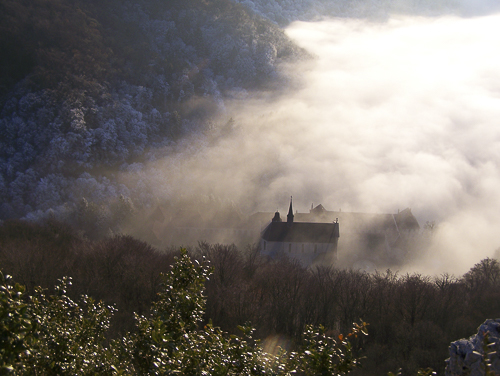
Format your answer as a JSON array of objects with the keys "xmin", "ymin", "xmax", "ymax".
[{"xmin": 0, "ymin": 249, "xmax": 366, "ymax": 375}]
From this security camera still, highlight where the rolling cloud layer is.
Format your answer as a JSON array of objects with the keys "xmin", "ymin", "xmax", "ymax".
[{"xmin": 137, "ymin": 10, "xmax": 500, "ymax": 274}]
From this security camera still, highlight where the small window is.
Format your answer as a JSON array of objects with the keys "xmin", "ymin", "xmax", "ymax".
[
  {"xmin": 263, "ymin": 241, "xmax": 266, "ymax": 250},
  {"xmin": 289, "ymin": 243, "xmax": 292, "ymax": 252},
  {"xmin": 314, "ymin": 244, "xmax": 317, "ymax": 253},
  {"xmin": 302, "ymin": 244, "xmax": 304, "ymax": 253}
]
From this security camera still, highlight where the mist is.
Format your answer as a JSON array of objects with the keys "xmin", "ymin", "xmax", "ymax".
[
  {"xmin": 118, "ymin": 10, "xmax": 500, "ymax": 275},
  {"xmin": 282, "ymin": 14, "xmax": 500, "ymax": 274}
]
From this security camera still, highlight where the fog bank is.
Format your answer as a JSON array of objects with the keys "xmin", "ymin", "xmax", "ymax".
[
  {"xmin": 130, "ymin": 13, "xmax": 500, "ymax": 274},
  {"xmin": 282, "ymin": 15, "xmax": 500, "ymax": 274}
]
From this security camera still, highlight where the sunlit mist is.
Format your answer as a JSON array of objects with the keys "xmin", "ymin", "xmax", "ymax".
[
  {"xmin": 280, "ymin": 15, "xmax": 500, "ymax": 274},
  {"xmin": 130, "ymin": 13, "xmax": 500, "ymax": 275}
]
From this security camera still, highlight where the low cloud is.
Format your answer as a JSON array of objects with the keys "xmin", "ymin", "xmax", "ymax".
[
  {"xmin": 281, "ymin": 15, "xmax": 500, "ymax": 274},
  {"xmin": 128, "ymin": 13, "xmax": 500, "ymax": 274}
]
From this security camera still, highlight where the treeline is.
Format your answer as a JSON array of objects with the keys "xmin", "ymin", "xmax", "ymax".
[{"xmin": 1, "ymin": 219, "xmax": 499, "ymax": 375}]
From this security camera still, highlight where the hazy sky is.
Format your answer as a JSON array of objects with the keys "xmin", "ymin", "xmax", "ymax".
[{"xmin": 143, "ymin": 11, "xmax": 500, "ymax": 274}]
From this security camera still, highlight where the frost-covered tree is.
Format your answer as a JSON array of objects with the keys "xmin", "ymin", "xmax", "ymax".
[{"xmin": 0, "ymin": 0, "xmax": 306, "ymax": 221}]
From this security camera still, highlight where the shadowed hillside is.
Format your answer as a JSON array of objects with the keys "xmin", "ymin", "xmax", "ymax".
[{"xmin": 0, "ymin": 0, "xmax": 306, "ymax": 221}]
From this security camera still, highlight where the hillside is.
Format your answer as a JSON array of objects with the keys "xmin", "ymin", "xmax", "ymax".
[{"xmin": 0, "ymin": 0, "xmax": 306, "ymax": 222}]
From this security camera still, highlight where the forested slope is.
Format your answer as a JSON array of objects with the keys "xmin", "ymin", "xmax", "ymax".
[{"xmin": 0, "ymin": 0, "xmax": 305, "ymax": 221}]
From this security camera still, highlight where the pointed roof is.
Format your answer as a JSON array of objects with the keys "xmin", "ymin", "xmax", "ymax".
[
  {"xmin": 287, "ymin": 196, "xmax": 294, "ymax": 225},
  {"xmin": 394, "ymin": 208, "xmax": 420, "ymax": 230},
  {"xmin": 311, "ymin": 204, "xmax": 326, "ymax": 213}
]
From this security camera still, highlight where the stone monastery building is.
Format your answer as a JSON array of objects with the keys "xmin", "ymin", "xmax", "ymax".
[
  {"xmin": 259, "ymin": 198, "xmax": 420, "ymax": 268},
  {"xmin": 260, "ymin": 198, "xmax": 340, "ymax": 266}
]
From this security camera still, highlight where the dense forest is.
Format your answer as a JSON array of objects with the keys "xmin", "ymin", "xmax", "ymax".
[
  {"xmin": 1, "ymin": 244, "xmax": 371, "ymax": 375},
  {"xmin": 1, "ymin": 219, "xmax": 499, "ymax": 375},
  {"xmin": 0, "ymin": 0, "xmax": 306, "ymax": 224}
]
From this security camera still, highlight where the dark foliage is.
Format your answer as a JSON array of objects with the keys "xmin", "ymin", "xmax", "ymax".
[
  {"xmin": 0, "ymin": 248, "xmax": 366, "ymax": 375},
  {"xmin": 1, "ymin": 219, "xmax": 498, "ymax": 375}
]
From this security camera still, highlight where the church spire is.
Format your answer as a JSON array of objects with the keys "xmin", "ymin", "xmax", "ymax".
[{"xmin": 287, "ymin": 196, "xmax": 294, "ymax": 226}]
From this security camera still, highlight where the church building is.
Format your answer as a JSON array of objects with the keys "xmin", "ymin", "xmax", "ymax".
[{"xmin": 260, "ymin": 198, "xmax": 340, "ymax": 266}]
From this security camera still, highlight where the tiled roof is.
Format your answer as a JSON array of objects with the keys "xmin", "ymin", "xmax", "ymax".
[{"xmin": 262, "ymin": 222, "xmax": 339, "ymax": 243}]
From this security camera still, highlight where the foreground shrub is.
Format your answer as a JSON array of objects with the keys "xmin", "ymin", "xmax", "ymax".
[{"xmin": 0, "ymin": 249, "xmax": 367, "ymax": 375}]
